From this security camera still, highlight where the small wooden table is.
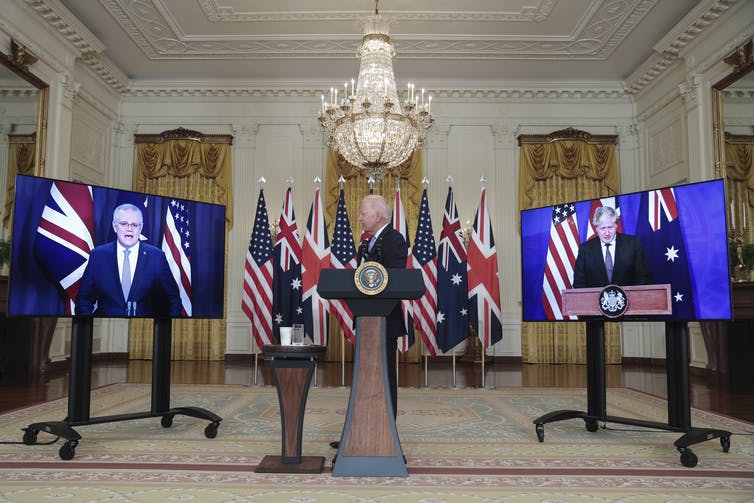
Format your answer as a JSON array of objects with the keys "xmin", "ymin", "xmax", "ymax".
[{"xmin": 256, "ymin": 344, "xmax": 326, "ymax": 474}]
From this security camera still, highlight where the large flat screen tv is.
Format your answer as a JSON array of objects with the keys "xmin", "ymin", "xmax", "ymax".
[
  {"xmin": 8, "ymin": 175, "xmax": 226, "ymax": 318},
  {"xmin": 521, "ymin": 179, "xmax": 732, "ymax": 321}
]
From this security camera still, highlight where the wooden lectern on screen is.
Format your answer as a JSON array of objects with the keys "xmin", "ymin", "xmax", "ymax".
[{"xmin": 562, "ymin": 284, "xmax": 672, "ymax": 317}]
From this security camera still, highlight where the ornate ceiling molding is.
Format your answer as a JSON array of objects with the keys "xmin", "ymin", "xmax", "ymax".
[
  {"xmin": 24, "ymin": 0, "xmax": 131, "ymax": 92},
  {"xmin": 101, "ymin": 0, "xmax": 656, "ymax": 61},
  {"xmin": 23, "ymin": 0, "xmax": 736, "ymax": 99},
  {"xmin": 624, "ymin": 0, "xmax": 734, "ymax": 95},
  {"xmin": 197, "ymin": 1, "xmax": 558, "ymax": 23}
]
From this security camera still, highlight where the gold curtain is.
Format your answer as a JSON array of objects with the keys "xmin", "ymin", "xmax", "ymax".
[
  {"xmin": 3, "ymin": 133, "xmax": 36, "ymax": 233},
  {"xmin": 323, "ymin": 147, "xmax": 424, "ymax": 362},
  {"xmin": 130, "ymin": 128, "xmax": 233, "ymax": 360},
  {"xmin": 517, "ymin": 128, "xmax": 621, "ymax": 364},
  {"xmin": 725, "ymin": 133, "xmax": 754, "ymax": 244}
]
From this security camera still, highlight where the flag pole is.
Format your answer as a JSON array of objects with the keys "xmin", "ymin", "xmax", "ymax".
[
  {"xmin": 252, "ymin": 342, "xmax": 260, "ymax": 387},
  {"xmin": 480, "ymin": 338, "xmax": 486, "ymax": 389},
  {"xmin": 423, "ymin": 353, "xmax": 428, "ymax": 388},
  {"xmin": 451, "ymin": 347, "xmax": 457, "ymax": 389}
]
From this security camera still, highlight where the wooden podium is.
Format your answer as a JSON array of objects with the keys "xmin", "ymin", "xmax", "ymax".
[
  {"xmin": 534, "ymin": 284, "xmax": 732, "ymax": 468},
  {"xmin": 318, "ymin": 267, "xmax": 424, "ymax": 477},
  {"xmin": 257, "ymin": 344, "xmax": 327, "ymax": 474}
]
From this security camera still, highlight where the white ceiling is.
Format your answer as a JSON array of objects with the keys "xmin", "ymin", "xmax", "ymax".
[{"xmin": 40, "ymin": 0, "xmax": 724, "ymax": 91}]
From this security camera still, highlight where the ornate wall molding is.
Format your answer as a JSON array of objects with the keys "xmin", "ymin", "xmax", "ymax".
[
  {"xmin": 679, "ymin": 74, "xmax": 702, "ymax": 107},
  {"xmin": 134, "ymin": 127, "xmax": 233, "ymax": 144},
  {"xmin": 517, "ymin": 126, "xmax": 618, "ymax": 145},
  {"xmin": 124, "ymin": 86, "xmax": 630, "ymax": 101}
]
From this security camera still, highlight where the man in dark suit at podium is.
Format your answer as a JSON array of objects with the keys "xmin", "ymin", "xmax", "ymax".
[
  {"xmin": 573, "ymin": 205, "xmax": 651, "ymax": 288},
  {"xmin": 330, "ymin": 194, "xmax": 408, "ymax": 450},
  {"xmin": 356, "ymin": 194, "xmax": 408, "ymax": 419}
]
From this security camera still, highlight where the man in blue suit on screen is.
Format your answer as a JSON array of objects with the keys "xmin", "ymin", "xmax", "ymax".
[
  {"xmin": 573, "ymin": 205, "xmax": 652, "ymax": 288},
  {"xmin": 75, "ymin": 203, "xmax": 182, "ymax": 318}
]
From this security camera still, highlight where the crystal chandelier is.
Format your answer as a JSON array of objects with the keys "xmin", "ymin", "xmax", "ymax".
[{"xmin": 318, "ymin": 2, "xmax": 433, "ymax": 181}]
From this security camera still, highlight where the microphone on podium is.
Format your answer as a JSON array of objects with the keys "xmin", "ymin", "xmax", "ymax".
[{"xmin": 357, "ymin": 232, "xmax": 373, "ymax": 264}]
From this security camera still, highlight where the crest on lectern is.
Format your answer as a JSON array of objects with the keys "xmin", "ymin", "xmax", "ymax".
[
  {"xmin": 599, "ymin": 285, "xmax": 628, "ymax": 318},
  {"xmin": 354, "ymin": 261, "xmax": 388, "ymax": 295}
]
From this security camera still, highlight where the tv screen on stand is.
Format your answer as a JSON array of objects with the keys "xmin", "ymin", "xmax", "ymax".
[
  {"xmin": 8, "ymin": 175, "xmax": 226, "ymax": 319},
  {"xmin": 520, "ymin": 179, "xmax": 732, "ymax": 322}
]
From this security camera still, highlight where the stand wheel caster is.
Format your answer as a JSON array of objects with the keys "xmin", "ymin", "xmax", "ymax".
[
  {"xmin": 721, "ymin": 436, "xmax": 731, "ymax": 453},
  {"xmin": 204, "ymin": 422, "xmax": 219, "ymax": 438},
  {"xmin": 585, "ymin": 419, "xmax": 599, "ymax": 432},
  {"xmin": 679, "ymin": 447, "xmax": 698, "ymax": 468},
  {"xmin": 22, "ymin": 428, "xmax": 38, "ymax": 445},
  {"xmin": 535, "ymin": 424, "xmax": 545, "ymax": 442},
  {"xmin": 59, "ymin": 440, "xmax": 77, "ymax": 461},
  {"xmin": 161, "ymin": 415, "xmax": 174, "ymax": 428}
]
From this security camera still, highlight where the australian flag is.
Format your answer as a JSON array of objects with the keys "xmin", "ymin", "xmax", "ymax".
[
  {"xmin": 436, "ymin": 186, "xmax": 470, "ymax": 352},
  {"xmin": 634, "ymin": 187, "xmax": 695, "ymax": 319},
  {"xmin": 272, "ymin": 187, "xmax": 303, "ymax": 340}
]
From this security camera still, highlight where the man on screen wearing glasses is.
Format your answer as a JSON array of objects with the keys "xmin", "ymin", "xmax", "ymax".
[{"xmin": 76, "ymin": 203, "xmax": 181, "ymax": 318}]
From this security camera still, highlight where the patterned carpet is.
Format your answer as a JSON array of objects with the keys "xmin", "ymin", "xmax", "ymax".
[{"xmin": 0, "ymin": 383, "xmax": 753, "ymax": 502}]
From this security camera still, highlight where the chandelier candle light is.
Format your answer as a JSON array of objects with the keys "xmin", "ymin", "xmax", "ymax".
[{"xmin": 319, "ymin": 2, "xmax": 434, "ymax": 181}]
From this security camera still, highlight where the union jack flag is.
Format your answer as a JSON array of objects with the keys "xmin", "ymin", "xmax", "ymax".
[
  {"xmin": 437, "ymin": 186, "xmax": 470, "ymax": 352},
  {"xmin": 410, "ymin": 188, "xmax": 439, "ymax": 355},
  {"xmin": 242, "ymin": 189, "xmax": 274, "ymax": 347},
  {"xmin": 162, "ymin": 199, "xmax": 192, "ymax": 316},
  {"xmin": 330, "ymin": 188, "xmax": 358, "ymax": 344},
  {"xmin": 34, "ymin": 181, "xmax": 95, "ymax": 315},
  {"xmin": 467, "ymin": 187, "xmax": 503, "ymax": 348},
  {"xmin": 301, "ymin": 186, "xmax": 330, "ymax": 345},
  {"xmin": 392, "ymin": 186, "xmax": 415, "ymax": 352},
  {"xmin": 542, "ymin": 203, "xmax": 579, "ymax": 320},
  {"xmin": 272, "ymin": 187, "xmax": 303, "ymax": 340}
]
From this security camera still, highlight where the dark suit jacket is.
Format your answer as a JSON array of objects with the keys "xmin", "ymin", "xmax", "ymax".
[
  {"xmin": 75, "ymin": 241, "xmax": 182, "ymax": 317},
  {"xmin": 357, "ymin": 226, "xmax": 408, "ymax": 339},
  {"xmin": 572, "ymin": 233, "xmax": 652, "ymax": 288}
]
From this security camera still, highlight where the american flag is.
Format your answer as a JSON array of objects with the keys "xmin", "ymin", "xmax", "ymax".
[
  {"xmin": 162, "ymin": 199, "xmax": 192, "ymax": 316},
  {"xmin": 330, "ymin": 188, "xmax": 358, "ymax": 344},
  {"xmin": 436, "ymin": 186, "xmax": 470, "ymax": 352},
  {"xmin": 301, "ymin": 186, "xmax": 331, "ymax": 345},
  {"xmin": 272, "ymin": 187, "xmax": 303, "ymax": 340},
  {"xmin": 467, "ymin": 187, "xmax": 503, "ymax": 348},
  {"xmin": 242, "ymin": 189, "xmax": 274, "ymax": 348},
  {"xmin": 34, "ymin": 181, "xmax": 95, "ymax": 314},
  {"xmin": 392, "ymin": 187, "xmax": 415, "ymax": 352},
  {"xmin": 410, "ymin": 188, "xmax": 439, "ymax": 356},
  {"xmin": 542, "ymin": 203, "xmax": 580, "ymax": 320}
]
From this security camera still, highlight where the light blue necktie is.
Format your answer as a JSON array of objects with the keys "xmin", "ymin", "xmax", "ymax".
[
  {"xmin": 368, "ymin": 235, "xmax": 377, "ymax": 252},
  {"xmin": 604, "ymin": 243, "xmax": 613, "ymax": 282},
  {"xmin": 121, "ymin": 249, "xmax": 132, "ymax": 300}
]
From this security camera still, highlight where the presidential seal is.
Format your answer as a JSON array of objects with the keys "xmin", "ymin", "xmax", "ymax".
[
  {"xmin": 354, "ymin": 261, "xmax": 388, "ymax": 295},
  {"xmin": 599, "ymin": 285, "xmax": 628, "ymax": 318}
]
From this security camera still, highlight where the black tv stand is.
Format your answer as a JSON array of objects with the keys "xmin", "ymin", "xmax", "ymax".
[
  {"xmin": 533, "ymin": 321, "xmax": 731, "ymax": 468},
  {"xmin": 22, "ymin": 317, "xmax": 222, "ymax": 460}
]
